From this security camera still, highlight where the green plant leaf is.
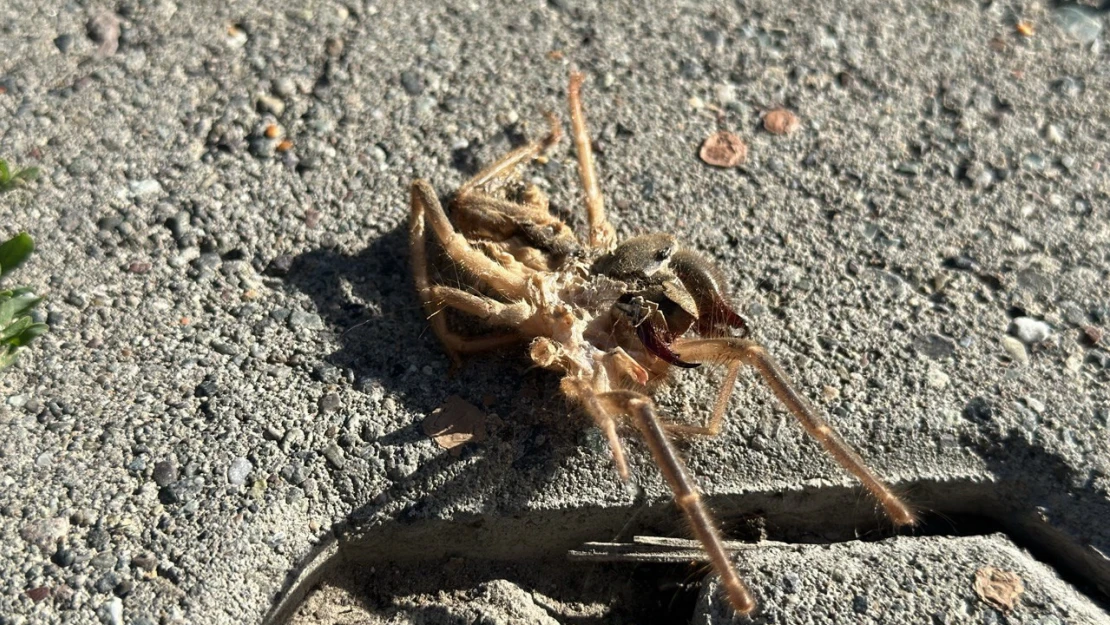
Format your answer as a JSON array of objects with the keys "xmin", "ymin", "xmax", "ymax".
[
  {"xmin": 14, "ymin": 323, "xmax": 48, "ymax": 346},
  {"xmin": 0, "ymin": 316, "xmax": 30, "ymax": 342},
  {"xmin": 0, "ymin": 160, "xmax": 10, "ymax": 184},
  {"xmin": 0, "ymin": 295, "xmax": 40, "ymax": 327},
  {"xmin": 0, "ymin": 295, "xmax": 42, "ymax": 326},
  {"xmin": 0, "ymin": 233, "xmax": 34, "ymax": 277},
  {"xmin": 13, "ymin": 167, "xmax": 39, "ymax": 182},
  {"xmin": 0, "ymin": 348, "xmax": 18, "ymax": 370}
]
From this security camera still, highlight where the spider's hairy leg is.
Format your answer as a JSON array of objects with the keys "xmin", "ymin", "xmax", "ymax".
[
  {"xmin": 453, "ymin": 194, "xmax": 579, "ymax": 263},
  {"xmin": 568, "ymin": 71, "xmax": 616, "ymax": 251},
  {"xmin": 665, "ymin": 362, "xmax": 741, "ymax": 438},
  {"xmin": 456, "ymin": 111, "xmax": 563, "ymax": 196},
  {"xmin": 410, "ymin": 180, "xmax": 531, "ymax": 299},
  {"xmin": 409, "ymin": 181, "xmax": 533, "ymax": 365},
  {"xmin": 561, "ymin": 377, "xmax": 632, "ymax": 481},
  {"xmin": 596, "ymin": 390, "xmax": 756, "ymax": 615},
  {"xmin": 673, "ymin": 337, "xmax": 919, "ymax": 527},
  {"xmin": 424, "ymin": 285, "xmax": 534, "ymax": 327}
]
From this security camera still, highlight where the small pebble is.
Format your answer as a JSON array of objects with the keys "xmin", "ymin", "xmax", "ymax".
[
  {"xmin": 288, "ymin": 310, "xmax": 324, "ymax": 330},
  {"xmin": 53, "ymin": 547, "xmax": 76, "ymax": 567},
  {"xmin": 926, "ymin": 368, "xmax": 950, "ymax": 389},
  {"xmin": 1011, "ymin": 317, "xmax": 1052, "ymax": 344},
  {"xmin": 27, "ymin": 586, "xmax": 50, "ymax": 603},
  {"xmin": 129, "ymin": 179, "xmax": 163, "ymax": 197},
  {"xmin": 54, "ymin": 34, "xmax": 74, "ymax": 53},
  {"xmin": 322, "ymin": 444, "xmax": 346, "ymax": 470},
  {"xmin": 152, "ymin": 460, "xmax": 178, "ymax": 486},
  {"xmin": 1001, "ymin": 336, "xmax": 1029, "ymax": 364},
  {"xmin": 325, "ymin": 37, "xmax": 344, "ymax": 57},
  {"xmin": 86, "ymin": 12, "xmax": 120, "ymax": 56},
  {"xmin": 227, "ymin": 457, "xmax": 252, "ymax": 485},
  {"xmin": 1054, "ymin": 6, "xmax": 1102, "ymax": 43},
  {"xmin": 131, "ymin": 553, "xmax": 157, "ymax": 571},
  {"xmin": 99, "ymin": 597, "xmax": 123, "ymax": 625},
  {"xmin": 318, "ymin": 392, "xmax": 341, "ymax": 413},
  {"xmin": 763, "ymin": 108, "xmax": 800, "ymax": 135},
  {"xmin": 964, "ymin": 396, "xmax": 994, "ymax": 422},
  {"xmin": 400, "ymin": 71, "xmax": 424, "ymax": 95},
  {"xmin": 257, "ymin": 94, "xmax": 285, "ymax": 116}
]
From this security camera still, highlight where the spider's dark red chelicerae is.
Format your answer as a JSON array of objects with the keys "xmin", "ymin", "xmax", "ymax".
[{"xmin": 409, "ymin": 72, "xmax": 916, "ymax": 615}]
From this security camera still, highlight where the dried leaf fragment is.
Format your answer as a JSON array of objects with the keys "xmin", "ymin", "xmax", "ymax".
[
  {"xmin": 973, "ymin": 566, "xmax": 1024, "ymax": 612},
  {"xmin": 763, "ymin": 108, "xmax": 800, "ymax": 135},
  {"xmin": 699, "ymin": 131, "xmax": 748, "ymax": 168},
  {"xmin": 423, "ymin": 395, "xmax": 488, "ymax": 455},
  {"xmin": 1016, "ymin": 22, "xmax": 1035, "ymax": 37}
]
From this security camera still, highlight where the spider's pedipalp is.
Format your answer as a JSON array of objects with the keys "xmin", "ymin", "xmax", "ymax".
[{"xmin": 674, "ymin": 337, "xmax": 919, "ymax": 527}]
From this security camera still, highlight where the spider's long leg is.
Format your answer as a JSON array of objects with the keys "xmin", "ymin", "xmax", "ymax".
[
  {"xmin": 452, "ymin": 194, "xmax": 579, "ymax": 262},
  {"xmin": 673, "ymin": 337, "xmax": 918, "ymax": 527},
  {"xmin": 424, "ymin": 285, "xmax": 534, "ymax": 327},
  {"xmin": 596, "ymin": 390, "xmax": 756, "ymax": 615},
  {"xmin": 410, "ymin": 181, "xmax": 532, "ymax": 365},
  {"xmin": 457, "ymin": 112, "xmax": 562, "ymax": 197},
  {"xmin": 419, "ymin": 286, "xmax": 531, "ymax": 364},
  {"xmin": 665, "ymin": 362, "xmax": 741, "ymax": 438},
  {"xmin": 411, "ymin": 180, "xmax": 530, "ymax": 299},
  {"xmin": 576, "ymin": 389, "xmax": 631, "ymax": 481},
  {"xmin": 568, "ymin": 71, "xmax": 616, "ymax": 251}
]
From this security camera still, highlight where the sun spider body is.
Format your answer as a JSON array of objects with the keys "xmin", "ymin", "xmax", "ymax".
[{"xmin": 409, "ymin": 72, "xmax": 917, "ymax": 616}]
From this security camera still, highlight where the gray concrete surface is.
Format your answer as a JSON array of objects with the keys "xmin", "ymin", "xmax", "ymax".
[
  {"xmin": 1, "ymin": 0, "xmax": 1108, "ymax": 623},
  {"xmin": 698, "ymin": 534, "xmax": 1109, "ymax": 624}
]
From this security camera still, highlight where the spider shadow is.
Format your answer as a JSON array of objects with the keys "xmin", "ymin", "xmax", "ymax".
[
  {"xmin": 283, "ymin": 223, "xmax": 605, "ymax": 524},
  {"xmin": 276, "ymin": 225, "xmax": 693, "ymax": 622}
]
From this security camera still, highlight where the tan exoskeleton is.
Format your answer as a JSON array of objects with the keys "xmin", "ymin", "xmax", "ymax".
[{"xmin": 409, "ymin": 72, "xmax": 918, "ymax": 615}]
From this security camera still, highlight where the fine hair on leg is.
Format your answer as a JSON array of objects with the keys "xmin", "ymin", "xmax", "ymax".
[
  {"xmin": 595, "ymin": 390, "xmax": 756, "ymax": 615},
  {"xmin": 568, "ymin": 71, "xmax": 616, "ymax": 251},
  {"xmin": 673, "ymin": 337, "xmax": 919, "ymax": 527}
]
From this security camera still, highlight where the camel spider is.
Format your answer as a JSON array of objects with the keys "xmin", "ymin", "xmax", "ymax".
[{"xmin": 408, "ymin": 72, "xmax": 917, "ymax": 616}]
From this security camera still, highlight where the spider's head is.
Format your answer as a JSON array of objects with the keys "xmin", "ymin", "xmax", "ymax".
[
  {"xmin": 595, "ymin": 234, "xmax": 700, "ymax": 367},
  {"xmin": 596, "ymin": 233, "xmax": 751, "ymax": 365},
  {"xmin": 591, "ymin": 232, "xmax": 677, "ymax": 279}
]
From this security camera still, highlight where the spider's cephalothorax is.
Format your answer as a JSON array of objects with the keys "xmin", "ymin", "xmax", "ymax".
[
  {"xmin": 409, "ymin": 72, "xmax": 917, "ymax": 617},
  {"xmin": 593, "ymin": 232, "xmax": 751, "ymax": 369}
]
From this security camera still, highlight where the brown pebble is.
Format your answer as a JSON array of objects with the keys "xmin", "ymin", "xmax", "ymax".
[
  {"xmin": 1016, "ymin": 22, "xmax": 1034, "ymax": 37},
  {"xmin": 276, "ymin": 139, "xmax": 293, "ymax": 152},
  {"xmin": 264, "ymin": 124, "xmax": 281, "ymax": 139},
  {"xmin": 699, "ymin": 131, "xmax": 747, "ymax": 168},
  {"xmin": 763, "ymin": 108, "xmax": 800, "ymax": 135}
]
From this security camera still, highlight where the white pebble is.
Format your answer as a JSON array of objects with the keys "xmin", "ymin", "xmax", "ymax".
[
  {"xmin": 1011, "ymin": 317, "xmax": 1052, "ymax": 344},
  {"xmin": 227, "ymin": 457, "xmax": 252, "ymax": 486},
  {"xmin": 926, "ymin": 368, "xmax": 950, "ymax": 389}
]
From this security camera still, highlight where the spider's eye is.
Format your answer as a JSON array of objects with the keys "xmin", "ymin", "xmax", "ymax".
[{"xmin": 654, "ymin": 246, "xmax": 674, "ymax": 262}]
